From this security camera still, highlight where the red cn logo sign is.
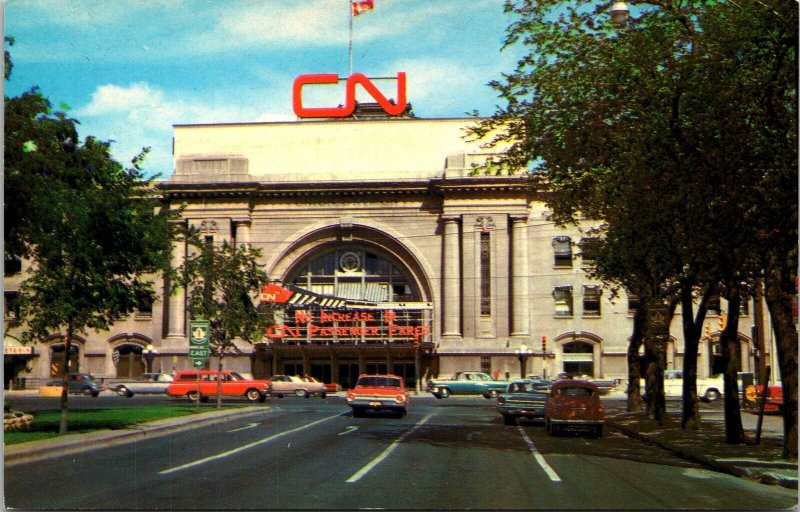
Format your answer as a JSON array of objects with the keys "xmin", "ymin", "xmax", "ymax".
[{"xmin": 292, "ymin": 72, "xmax": 407, "ymax": 118}]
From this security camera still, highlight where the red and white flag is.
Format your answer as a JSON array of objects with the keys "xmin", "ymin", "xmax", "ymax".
[{"xmin": 352, "ymin": 0, "xmax": 374, "ymax": 16}]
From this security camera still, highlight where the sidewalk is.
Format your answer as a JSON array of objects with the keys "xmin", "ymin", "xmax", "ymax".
[{"xmin": 604, "ymin": 404, "xmax": 798, "ymax": 490}]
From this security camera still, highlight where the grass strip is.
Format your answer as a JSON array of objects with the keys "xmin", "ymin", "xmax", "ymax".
[{"xmin": 5, "ymin": 405, "xmax": 244, "ymax": 445}]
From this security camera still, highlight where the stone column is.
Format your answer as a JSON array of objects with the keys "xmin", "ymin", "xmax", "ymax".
[
  {"xmin": 234, "ymin": 220, "xmax": 251, "ymax": 247},
  {"xmin": 510, "ymin": 215, "xmax": 530, "ymax": 337},
  {"xmin": 442, "ymin": 216, "xmax": 462, "ymax": 336},
  {"xmin": 165, "ymin": 225, "xmax": 187, "ymax": 340}
]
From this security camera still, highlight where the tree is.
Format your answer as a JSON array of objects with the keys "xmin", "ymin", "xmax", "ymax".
[
  {"xmin": 178, "ymin": 235, "xmax": 272, "ymax": 408},
  {"xmin": 6, "ymin": 41, "xmax": 177, "ymax": 435},
  {"xmin": 475, "ymin": 0, "xmax": 796, "ymax": 446}
]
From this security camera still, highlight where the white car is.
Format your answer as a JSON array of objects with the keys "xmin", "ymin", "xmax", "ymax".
[
  {"xmin": 268, "ymin": 375, "xmax": 327, "ymax": 398},
  {"xmin": 112, "ymin": 373, "xmax": 174, "ymax": 397},
  {"xmin": 643, "ymin": 370, "xmax": 723, "ymax": 401}
]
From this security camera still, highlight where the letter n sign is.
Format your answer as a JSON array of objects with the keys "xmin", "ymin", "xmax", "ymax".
[{"xmin": 293, "ymin": 72, "xmax": 407, "ymax": 118}]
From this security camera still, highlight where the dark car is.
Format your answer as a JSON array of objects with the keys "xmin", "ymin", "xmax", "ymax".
[
  {"xmin": 496, "ymin": 379, "xmax": 551, "ymax": 425},
  {"xmin": 545, "ymin": 379, "xmax": 604, "ymax": 437},
  {"xmin": 46, "ymin": 373, "xmax": 102, "ymax": 397}
]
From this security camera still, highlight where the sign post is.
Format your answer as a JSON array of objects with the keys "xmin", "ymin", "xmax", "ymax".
[{"xmin": 189, "ymin": 320, "xmax": 210, "ymax": 407}]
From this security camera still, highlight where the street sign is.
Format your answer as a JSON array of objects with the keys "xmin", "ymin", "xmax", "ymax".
[
  {"xmin": 189, "ymin": 347, "xmax": 210, "ymax": 358},
  {"xmin": 189, "ymin": 320, "xmax": 210, "ymax": 347},
  {"xmin": 192, "ymin": 359, "xmax": 205, "ymax": 368}
]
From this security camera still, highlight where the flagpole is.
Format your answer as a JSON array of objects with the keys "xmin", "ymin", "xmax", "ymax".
[{"xmin": 348, "ymin": 0, "xmax": 353, "ymax": 75}]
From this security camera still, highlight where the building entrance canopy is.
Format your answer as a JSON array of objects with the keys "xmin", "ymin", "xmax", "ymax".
[{"xmin": 260, "ymin": 282, "xmax": 433, "ymax": 346}]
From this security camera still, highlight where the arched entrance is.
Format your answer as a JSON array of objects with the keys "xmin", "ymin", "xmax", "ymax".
[
  {"xmin": 562, "ymin": 341, "xmax": 594, "ymax": 377},
  {"xmin": 113, "ymin": 343, "xmax": 146, "ymax": 378}
]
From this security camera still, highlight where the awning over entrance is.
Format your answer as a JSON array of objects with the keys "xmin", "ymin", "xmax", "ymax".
[{"xmin": 3, "ymin": 336, "xmax": 33, "ymax": 356}]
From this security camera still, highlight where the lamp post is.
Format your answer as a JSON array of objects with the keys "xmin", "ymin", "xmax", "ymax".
[
  {"xmin": 515, "ymin": 343, "xmax": 532, "ymax": 379},
  {"xmin": 610, "ymin": 1, "xmax": 630, "ymax": 25},
  {"xmin": 143, "ymin": 344, "xmax": 158, "ymax": 373}
]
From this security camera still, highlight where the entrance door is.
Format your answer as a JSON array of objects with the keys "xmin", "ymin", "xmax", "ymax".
[
  {"xmin": 562, "ymin": 341, "xmax": 594, "ymax": 377},
  {"xmin": 115, "ymin": 344, "xmax": 145, "ymax": 378},
  {"xmin": 310, "ymin": 364, "xmax": 332, "ymax": 384},
  {"xmin": 338, "ymin": 363, "xmax": 360, "ymax": 390},
  {"xmin": 50, "ymin": 345, "xmax": 79, "ymax": 377},
  {"xmin": 393, "ymin": 362, "xmax": 416, "ymax": 390}
]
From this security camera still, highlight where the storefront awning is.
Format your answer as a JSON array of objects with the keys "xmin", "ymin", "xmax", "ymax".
[{"xmin": 3, "ymin": 336, "xmax": 34, "ymax": 356}]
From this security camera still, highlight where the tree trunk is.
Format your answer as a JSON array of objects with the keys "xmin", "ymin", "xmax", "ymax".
[
  {"xmin": 626, "ymin": 305, "xmax": 646, "ymax": 412},
  {"xmin": 680, "ymin": 283, "xmax": 713, "ymax": 430},
  {"xmin": 217, "ymin": 354, "xmax": 224, "ymax": 409},
  {"xmin": 764, "ymin": 269, "xmax": 798, "ymax": 458},
  {"xmin": 721, "ymin": 292, "xmax": 746, "ymax": 444},
  {"xmin": 58, "ymin": 327, "xmax": 73, "ymax": 435}
]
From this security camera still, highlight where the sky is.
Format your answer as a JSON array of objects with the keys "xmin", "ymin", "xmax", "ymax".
[{"xmin": 4, "ymin": 0, "xmax": 525, "ymax": 179}]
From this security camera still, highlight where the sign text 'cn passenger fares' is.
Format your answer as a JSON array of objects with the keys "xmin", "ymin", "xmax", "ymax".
[{"xmin": 293, "ymin": 72, "xmax": 407, "ymax": 118}]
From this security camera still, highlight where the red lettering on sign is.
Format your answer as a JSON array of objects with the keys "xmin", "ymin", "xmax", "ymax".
[{"xmin": 293, "ymin": 72, "xmax": 407, "ymax": 118}]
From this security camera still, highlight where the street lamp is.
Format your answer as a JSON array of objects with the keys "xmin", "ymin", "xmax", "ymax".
[
  {"xmin": 143, "ymin": 344, "xmax": 158, "ymax": 373},
  {"xmin": 610, "ymin": 1, "xmax": 630, "ymax": 25},
  {"xmin": 515, "ymin": 343, "xmax": 533, "ymax": 379}
]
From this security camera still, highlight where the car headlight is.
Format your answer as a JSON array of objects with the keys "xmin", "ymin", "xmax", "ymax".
[
  {"xmin": 497, "ymin": 396, "xmax": 506, "ymax": 405},
  {"xmin": 347, "ymin": 393, "xmax": 355, "ymax": 401},
  {"xmin": 395, "ymin": 394, "xmax": 407, "ymax": 404}
]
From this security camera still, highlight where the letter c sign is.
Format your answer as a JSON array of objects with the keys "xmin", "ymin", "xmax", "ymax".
[{"xmin": 293, "ymin": 72, "xmax": 407, "ymax": 118}]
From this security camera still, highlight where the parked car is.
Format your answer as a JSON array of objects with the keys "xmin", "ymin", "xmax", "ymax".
[
  {"xmin": 497, "ymin": 379, "xmax": 551, "ymax": 425},
  {"xmin": 302, "ymin": 375, "xmax": 341, "ymax": 393},
  {"xmin": 545, "ymin": 379, "xmax": 604, "ymax": 438},
  {"xmin": 46, "ymin": 373, "xmax": 102, "ymax": 397},
  {"xmin": 641, "ymin": 370, "xmax": 724, "ymax": 401},
  {"xmin": 427, "ymin": 371, "xmax": 509, "ymax": 399},
  {"xmin": 268, "ymin": 375, "xmax": 327, "ymax": 398},
  {"xmin": 743, "ymin": 384, "xmax": 784, "ymax": 413},
  {"xmin": 166, "ymin": 370, "xmax": 270, "ymax": 402},
  {"xmin": 111, "ymin": 373, "xmax": 174, "ymax": 397},
  {"xmin": 347, "ymin": 374, "xmax": 409, "ymax": 417}
]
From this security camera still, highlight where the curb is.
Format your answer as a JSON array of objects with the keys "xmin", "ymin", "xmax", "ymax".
[
  {"xmin": 606, "ymin": 419, "xmax": 798, "ymax": 490},
  {"xmin": 4, "ymin": 406, "xmax": 268, "ymax": 466}
]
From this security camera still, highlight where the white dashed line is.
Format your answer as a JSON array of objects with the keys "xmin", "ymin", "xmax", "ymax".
[{"xmin": 517, "ymin": 426, "xmax": 562, "ymax": 482}]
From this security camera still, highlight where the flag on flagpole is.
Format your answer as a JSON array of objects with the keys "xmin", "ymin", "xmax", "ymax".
[{"xmin": 352, "ymin": 0, "xmax": 374, "ymax": 16}]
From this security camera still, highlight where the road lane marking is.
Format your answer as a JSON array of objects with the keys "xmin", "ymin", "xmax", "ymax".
[
  {"xmin": 227, "ymin": 423, "xmax": 259, "ymax": 433},
  {"xmin": 159, "ymin": 414, "xmax": 341, "ymax": 475},
  {"xmin": 338, "ymin": 426, "xmax": 358, "ymax": 436},
  {"xmin": 346, "ymin": 413, "xmax": 433, "ymax": 483},
  {"xmin": 517, "ymin": 426, "xmax": 562, "ymax": 482}
]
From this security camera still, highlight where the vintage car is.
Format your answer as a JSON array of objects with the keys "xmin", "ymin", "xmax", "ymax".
[
  {"xmin": 46, "ymin": 373, "xmax": 103, "ymax": 397},
  {"xmin": 496, "ymin": 379, "xmax": 551, "ymax": 425},
  {"xmin": 111, "ymin": 373, "xmax": 174, "ymax": 397},
  {"xmin": 347, "ymin": 374, "xmax": 410, "ymax": 417},
  {"xmin": 642, "ymin": 370, "xmax": 724, "ymax": 401},
  {"xmin": 427, "ymin": 371, "xmax": 509, "ymax": 399},
  {"xmin": 166, "ymin": 370, "xmax": 270, "ymax": 402},
  {"xmin": 303, "ymin": 375, "xmax": 342, "ymax": 393},
  {"xmin": 268, "ymin": 375, "xmax": 327, "ymax": 398},
  {"xmin": 743, "ymin": 384, "xmax": 784, "ymax": 413},
  {"xmin": 545, "ymin": 379, "xmax": 604, "ymax": 438}
]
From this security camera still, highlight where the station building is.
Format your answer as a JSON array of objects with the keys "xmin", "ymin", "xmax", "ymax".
[{"xmin": 3, "ymin": 107, "xmax": 772, "ymax": 391}]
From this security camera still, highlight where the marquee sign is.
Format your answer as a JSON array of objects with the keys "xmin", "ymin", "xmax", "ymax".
[{"xmin": 292, "ymin": 72, "xmax": 407, "ymax": 118}]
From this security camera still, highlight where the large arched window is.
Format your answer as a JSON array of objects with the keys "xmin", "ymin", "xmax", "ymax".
[{"xmin": 287, "ymin": 246, "xmax": 420, "ymax": 302}]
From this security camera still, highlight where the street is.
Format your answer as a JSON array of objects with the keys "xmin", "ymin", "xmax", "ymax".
[{"xmin": 5, "ymin": 395, "xmax": 797, "ymax": 510}]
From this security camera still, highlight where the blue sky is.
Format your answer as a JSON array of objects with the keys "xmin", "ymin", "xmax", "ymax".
[{"xmin": 4, "ymin": 0, "xmax": 524, "ymax": 178}]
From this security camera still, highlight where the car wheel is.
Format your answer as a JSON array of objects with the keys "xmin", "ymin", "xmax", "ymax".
[
  {"xmin": 487, "ymin": 389, "xmax": 499, "ymax": 399},
  {"xmin": 352, "ymin": 407, "xmax": 364, "ymax": 418},
  {"xmin": 705, "ymin": 388, "xmax": 721, "ymax": 401},
  {"xmin": 245, "ymin": 389, "xmax": 262, "ymax": 402},
  {"xmin": 320, "ymin": 392, "xmax": 327, "ymax": 399},
  {"xmin": 295, "ymin": 389, "xmax": 309, "ymax": 398},
  {"xmin": 187, "ymin": 391, "xmax": 200, "ymax": 402},
  {"xmin": 82, "ymin": 387, "xmax": 95, "ymax": 396},
  {"xmin": 117, "ymin": 386, "xmax": 133, "ymax": 398},
  {"xmin": 396, "ymin": 409, "xmax": 407, "ymax": 418},
  {"xmin": 432, "ymin": 392, "xmax": 443, "ymax": 399},
  {"xmin": 503, "ymin": 414, "xmax": 517, "ymax": 426},
  {"xmin": 438, "ymin": 387, "xmax": 451, "ymax": 398}
]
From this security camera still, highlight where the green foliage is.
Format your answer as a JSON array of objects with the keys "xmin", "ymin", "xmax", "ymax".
[{"xmin": 179, "ymin": 235, "xmax": 272, "ymax": 356}]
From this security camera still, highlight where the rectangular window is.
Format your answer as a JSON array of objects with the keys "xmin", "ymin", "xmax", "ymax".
[
  {"xmin": 480, "ymin": 356, "xmax": 491, "ymax": 374},
  {"xmin": 4, "ymin": 291, "xmax": 20, "ymax": 321},
  {"xmin": 740, "ymin": 299, "xmax": 750, "ymax": 316},
  {"xmin": 553, "ymin": 286, "xmax": 574, "ymax": 316},
  {"xmin": 552, "ymin": 236, "xmax": 572, "ymax": 267},
  {"xmin": 480, "ymin": 232, "xmax": 491, "ymax": 316},
  {"xmin": 579, "ymin": 237, "xmax": 601, "ymax": 263},
  {"xmin": 4, "ymin": 257, "xmax": 22, "ymax": 275},
  {"xmin": 627, "ymin": 293, "xmax": 640, "ymax": 313},
  {"xmin": 583, "ymin": 285, "xmax": 602, "ymax": 316}
]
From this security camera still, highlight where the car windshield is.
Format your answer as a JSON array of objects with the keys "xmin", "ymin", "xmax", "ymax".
[
  {"xmin": 558, "ymin": 387, "xmax": 594, "ymax": 396},
  {"xmin": 357, "ymin": 377, "xmax": 401, "ymax": 388}
]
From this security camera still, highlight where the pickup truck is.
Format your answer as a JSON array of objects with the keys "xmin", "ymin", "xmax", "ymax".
[{"xmin": 427, "ymin": 371, "xmax": 509, "ymax": 399}]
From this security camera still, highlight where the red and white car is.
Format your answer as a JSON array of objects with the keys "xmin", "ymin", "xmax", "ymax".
[
  {"xmin": 346, "ymin": 374, "xmax": 409, "ymax": 418},
  {"xmin": 166, "ymin": 370, "xmax": 270, "ymax": 403}
]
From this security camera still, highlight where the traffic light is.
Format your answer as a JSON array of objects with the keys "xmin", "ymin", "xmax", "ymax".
[{"xmin": 541, "ymin": 335, "xmax": 548, "ymax": 353}]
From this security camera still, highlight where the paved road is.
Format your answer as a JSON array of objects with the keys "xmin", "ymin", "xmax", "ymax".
[{"xmin": 5, "ymin": 396, "xmax": 796, "ymax": 510}]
